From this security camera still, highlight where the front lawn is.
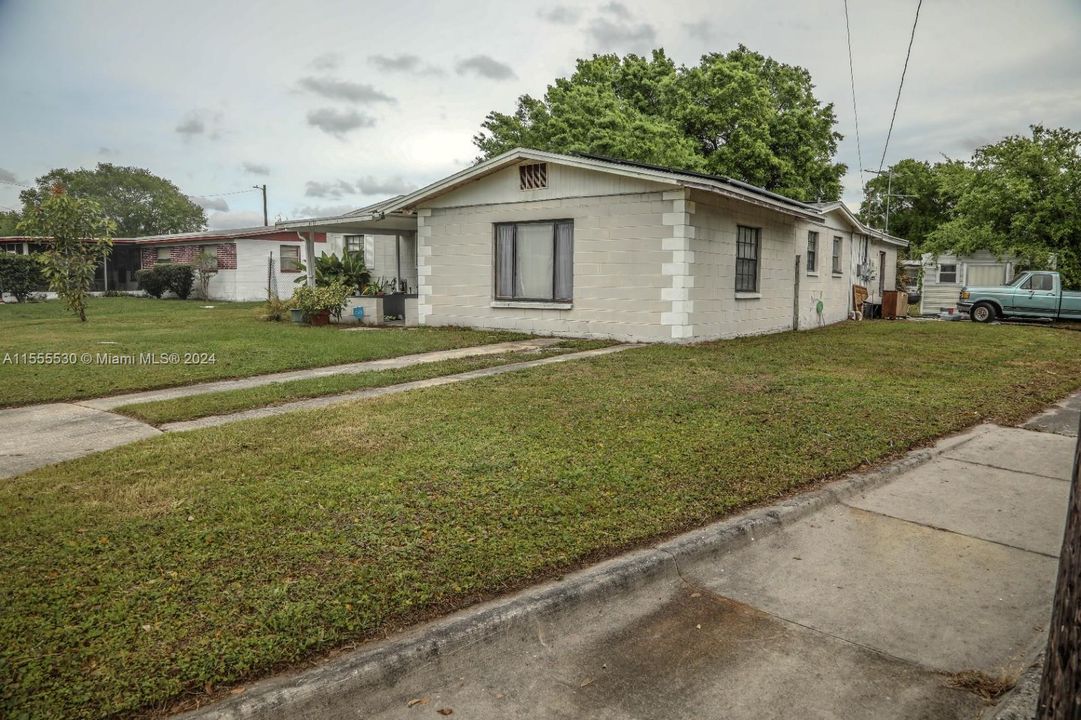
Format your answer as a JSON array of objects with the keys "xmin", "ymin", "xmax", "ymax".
[
  {"xmin": 0, "ymin": 298, "xmax": 524, "ymax": 406},
  {"xmin": 3, "ymin": 322, "xmax": 1081, "ymax": 719}
]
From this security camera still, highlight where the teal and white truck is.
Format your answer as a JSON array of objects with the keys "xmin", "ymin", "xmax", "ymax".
[{"xmin": 958, "ymin": 270, "xmax": 1081, "ymax": 323}]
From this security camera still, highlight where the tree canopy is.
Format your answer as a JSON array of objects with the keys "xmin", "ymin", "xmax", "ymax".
[
  {"xmin": 474, "ymin": 47, "xmax": 846, "ymax": 202},
  {"xmin": 859, "ymin": 158, "xmax": 969, "ymax": 253},
  {"xmin": 923, "ymin": 126, "xmax": 1081, "ymax": 288},
  {"xmin": 19, "ymin": 164, "xmax": 206, "ymax": 237},
  {"xmin": 0, "ymin": 210, "xmax": 20, "ymax": 235}
]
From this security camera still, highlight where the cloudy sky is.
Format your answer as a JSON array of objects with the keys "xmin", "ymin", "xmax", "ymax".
[{"xmin": 1, "ymin": 0, "xmax": 1078, "ymax": 229}]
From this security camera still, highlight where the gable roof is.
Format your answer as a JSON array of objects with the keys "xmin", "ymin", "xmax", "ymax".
[
  {"xmin": 379, "ymin": 148, "xmax": 824, "ymax": 220},
  {"xmin": 811, "ymin": 201, "xmax": 908, "ymax": 248}
]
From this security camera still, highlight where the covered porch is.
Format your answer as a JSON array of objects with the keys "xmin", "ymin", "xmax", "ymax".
[{"xmin": 279, "ymin": 203, "xmax": 420, "ymax": 324}]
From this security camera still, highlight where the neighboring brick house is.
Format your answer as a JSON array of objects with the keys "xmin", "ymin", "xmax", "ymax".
[
  {"xmin": 130, "ymin": 227, "xmax": 324, "ymax": 301},
  {"xmin": 284, "ymin": 149, "xmax": 907, "ymax": 342}
]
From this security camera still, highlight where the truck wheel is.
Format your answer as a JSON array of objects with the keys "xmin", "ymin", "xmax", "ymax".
[{"xmin": 970, "ymin": 302, "xmax": 996, "ymax": 323}]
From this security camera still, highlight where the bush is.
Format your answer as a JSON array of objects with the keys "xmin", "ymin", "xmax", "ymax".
[
  {"xmin": 163, "ymin": 264, "xmax": 195, "ymax": 300},
  {"xmin": 135, "ymin": 267, "xmax": 168, "ymax": 298},
  {"xmin": 0, "ymin": 253, "xmax": 45, "ymax": 302},
  {"xmin": 258, "ymin": 296, "xmax": 290, "ymax": 322},
  {"xmin": 291, "ymin": 280, "xmax": 350, "ymax": 321},
  {"xmin": 135, "ymin": 264, "xmax": 195, "ymax": 299}
]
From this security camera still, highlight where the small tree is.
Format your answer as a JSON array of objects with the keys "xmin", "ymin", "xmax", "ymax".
[
  {"xmin": 17, "ymin": 185, "xmax": 114, "ymax": 321},
  {"xmin": 195, "ymin": 250, "xmax": 218, "ymax": 300}
]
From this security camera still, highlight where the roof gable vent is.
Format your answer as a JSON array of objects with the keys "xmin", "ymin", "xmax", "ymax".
[{"xmin": 519, "ymin": 162, "xmax": 548, "ymax": 190}]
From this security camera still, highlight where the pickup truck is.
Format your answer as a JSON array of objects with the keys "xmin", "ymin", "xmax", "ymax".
[{"xmin": 958, "ymin": 270, "xmax": 1081, "ymax": 323}]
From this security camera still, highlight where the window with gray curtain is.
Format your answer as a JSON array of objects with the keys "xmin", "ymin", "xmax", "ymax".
[
  {"xmin": 494, "ymin": 221, "xmax": 573, "ymax": 301},
  {"xmin": 832, "ymin": 236, "xmax": 843, "ymax": 274}
]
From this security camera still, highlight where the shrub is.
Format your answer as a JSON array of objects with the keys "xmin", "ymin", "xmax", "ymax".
[
  {"xmin": 163, "ymin": 264, "xmax": 195, "ymax": 299},
  {"xmin": 258, "ymin": 296, "xmax": 290, "ymax": 322},
  {"xmin": 291, "ymin": 280, "xmax": 350, "ymax": 321},
  {"xmin": 135, "ymin": 264, "xmax": 195, "ymax": 299},
  {"xmin": 135, "ymin": 267, "xmax": 167, "ymax": 298},
  {"xmin": 0, "ymin": 253, "xmax": 45, "ymax": 302}
]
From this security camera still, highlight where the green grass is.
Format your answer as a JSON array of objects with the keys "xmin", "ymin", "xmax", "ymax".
[
  {"xmin": 3, "ymin": 322, "xmax": 1081, "ymax": 719},
  {"xmin": 116, "ymin": 340, "xmax": 616, "ymax": 425},
  {"xmin": 0, "ymin": 298, "xmax": 525, "ymax": 406}
]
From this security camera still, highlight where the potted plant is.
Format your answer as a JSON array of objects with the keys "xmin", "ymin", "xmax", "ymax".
[
  {"xmin": 361, "ymin": 277, "xmax": 392, "ymax": 297},
  {"xmin": 291, "ymin": 281, "xmax": 350, "ymax": 326}
]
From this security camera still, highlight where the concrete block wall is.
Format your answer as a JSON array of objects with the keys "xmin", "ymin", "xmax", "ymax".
[
  {"xmin": 233, "ymin": 240, "xmax": 314, "ymax": 302},
  {"xmin": 686, "ymin": 190, "xmax": 800, "ymax": 340},
  {"xmin": 419, "ymin": 191, "xmax": 674, "ymax": 342},
  {"xmin": 795, "ymin": 220, "xmax": 855, "ymax": 330}
]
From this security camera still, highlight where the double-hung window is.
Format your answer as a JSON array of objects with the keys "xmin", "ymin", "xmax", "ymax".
[
  {"xmin": 735, "ymin": 226, "xmax": 760, "ymax": 293},
  {"xmin": 939, "ymin": 264, "xmax": 957, "ymax": 283},
  {"xmin": 494, "ymin": 220, "xmax": 573, "ymax": 302},
  {"xmin": 155, "ymin": 247, "xmax": 172, "ymax": 264},
  {"xmin": 344, "ymin": 235, "xmax": 364, "ymax": 258},
  {"xmin": 806, "ymin": 231, "xmax": 818, "ymax": 273},
  {"xmin": 280, "ymin": 245, "xmax": 301, "ymax": 272},
  {"xmin": 832, "ymin": 236, "xmax": 843, "ymax": 274}
]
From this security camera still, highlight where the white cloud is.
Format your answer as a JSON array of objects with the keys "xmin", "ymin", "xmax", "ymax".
[
  {"xmin": 242, "ymin": 162, "xmax": 270, "ymax": 176},
  {"xmin": 188, "ymin": 195, "xmax": 229, "ymax": 212},
  {"xmin": 206, "ymin": 210, "xmax": 264, "ymax": 230}
]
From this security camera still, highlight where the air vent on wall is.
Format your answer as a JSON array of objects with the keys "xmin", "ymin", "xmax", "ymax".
[{"xmin": 519, "ymin": 163, "xmax": 548, "ymax": 190}]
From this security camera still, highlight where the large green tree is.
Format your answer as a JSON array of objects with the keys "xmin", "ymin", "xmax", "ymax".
[
  {"xmin": 19, "ymin": 164, "xmax": 206, "ymax": 237},
  {"xmin": 859, "ymin": 158, "xmax": 969, "ymax": 253},
  {"xmin": 924, "ymin": 126, "xmax": 1081, "ymax": 288},
  {"xmin": 0, "ymin": 210, "xmax": 21, "ymax": 235},
  {"xmin": 474, "ymin": 47, "xmax": 846, "ymax": 202}
]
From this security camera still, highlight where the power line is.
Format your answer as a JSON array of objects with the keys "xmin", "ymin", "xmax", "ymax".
[
  {"xmin": 0, "ymin": 179, "xmax": 32, "ymax": 189},
  {"xmin": 878, "ymin": 0, "xmax": 924, "ymax": 172},
  {"xmin": 842, "ymin": 0, "xmax": 865, "ymax": 192},
  {"xmin": 187, "ymin": 187, "xmax": 262, "ymax": 198}
]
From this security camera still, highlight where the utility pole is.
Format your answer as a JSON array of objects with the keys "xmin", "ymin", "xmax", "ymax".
[
  {"xmin": 253, "ymin": 184, "xmax": 268, "ymax": 226},
  {"xmin": 863, "ymin": 168, "xmax": 915, "ymax": 237}
]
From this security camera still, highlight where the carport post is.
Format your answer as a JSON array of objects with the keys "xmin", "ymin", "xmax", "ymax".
[{"xmin": 305, "ymin": 231, "xmax": 316, "ymax": 286}]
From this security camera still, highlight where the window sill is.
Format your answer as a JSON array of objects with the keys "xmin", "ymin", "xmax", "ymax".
[
  {"xmin": 832, "ymin": 273, "xmax": 844, "ymax": 278},
  {"xmin": 735, "ymin": 292, "xmax": 762, "ymax": 300},
  {"xmin": 807, "ymin": 272, "xmax": 819, "ymax": 277},
  {"xmin": 491, "ymin": 300, "xmax": 573, "ymax": 310}
]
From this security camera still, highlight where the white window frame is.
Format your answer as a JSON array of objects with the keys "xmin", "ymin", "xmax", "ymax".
[
  {"xmin": 280, "ymin": 244, "xmax": 301, "ymax": 273},
  {"xmin": 806, "ymin": 231, "xmax": 818, "ymax": 274},
  {"xmin": 938, "ymin": 264, "xmax": 957, "ymax": 283},
  {"xmin": 155, "ymin": 247, "xmax": 172, "ymax": 264},
  {"xmin": 831, "ymin": 236, "xmax": 843, "ymax": 275}
]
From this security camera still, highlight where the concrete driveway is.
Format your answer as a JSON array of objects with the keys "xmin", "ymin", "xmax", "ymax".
[{"xmin": 232, "ymin": 407, "xmax": 1073, "ymax": 720}]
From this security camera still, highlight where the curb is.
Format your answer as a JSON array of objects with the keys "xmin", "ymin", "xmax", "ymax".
[
  {"xmin": 176, "ymin": 425, "xmax": 992, "ymax": 719},
  {"xmin": 985, "ymin": 652, "xmax": 1044, "ymax": 720}
]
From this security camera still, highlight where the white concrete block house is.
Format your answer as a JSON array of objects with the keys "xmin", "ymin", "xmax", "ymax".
[
  {"xmin": 2, "ymin": 228, "xmax": 326, "ymax": 301},
  {"xmin": 285, "ymin": 149, "xmax": 906, "ymax": 342},
  {"xmin": 121, "ymin": 228, "xmax": 327, "ymax": 301}
]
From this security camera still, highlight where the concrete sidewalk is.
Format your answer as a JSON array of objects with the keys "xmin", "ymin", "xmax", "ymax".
[
  {"xmin": 76, "ymin": 338, "xmax": 563, "ymax": 411},
  {"xmin": 0, "ymin": 341, "xmax": 629, "ymax": 478},
  {"xmin": 185, "ymin": 402, "xmax": 1076, "ymax": 720}
]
